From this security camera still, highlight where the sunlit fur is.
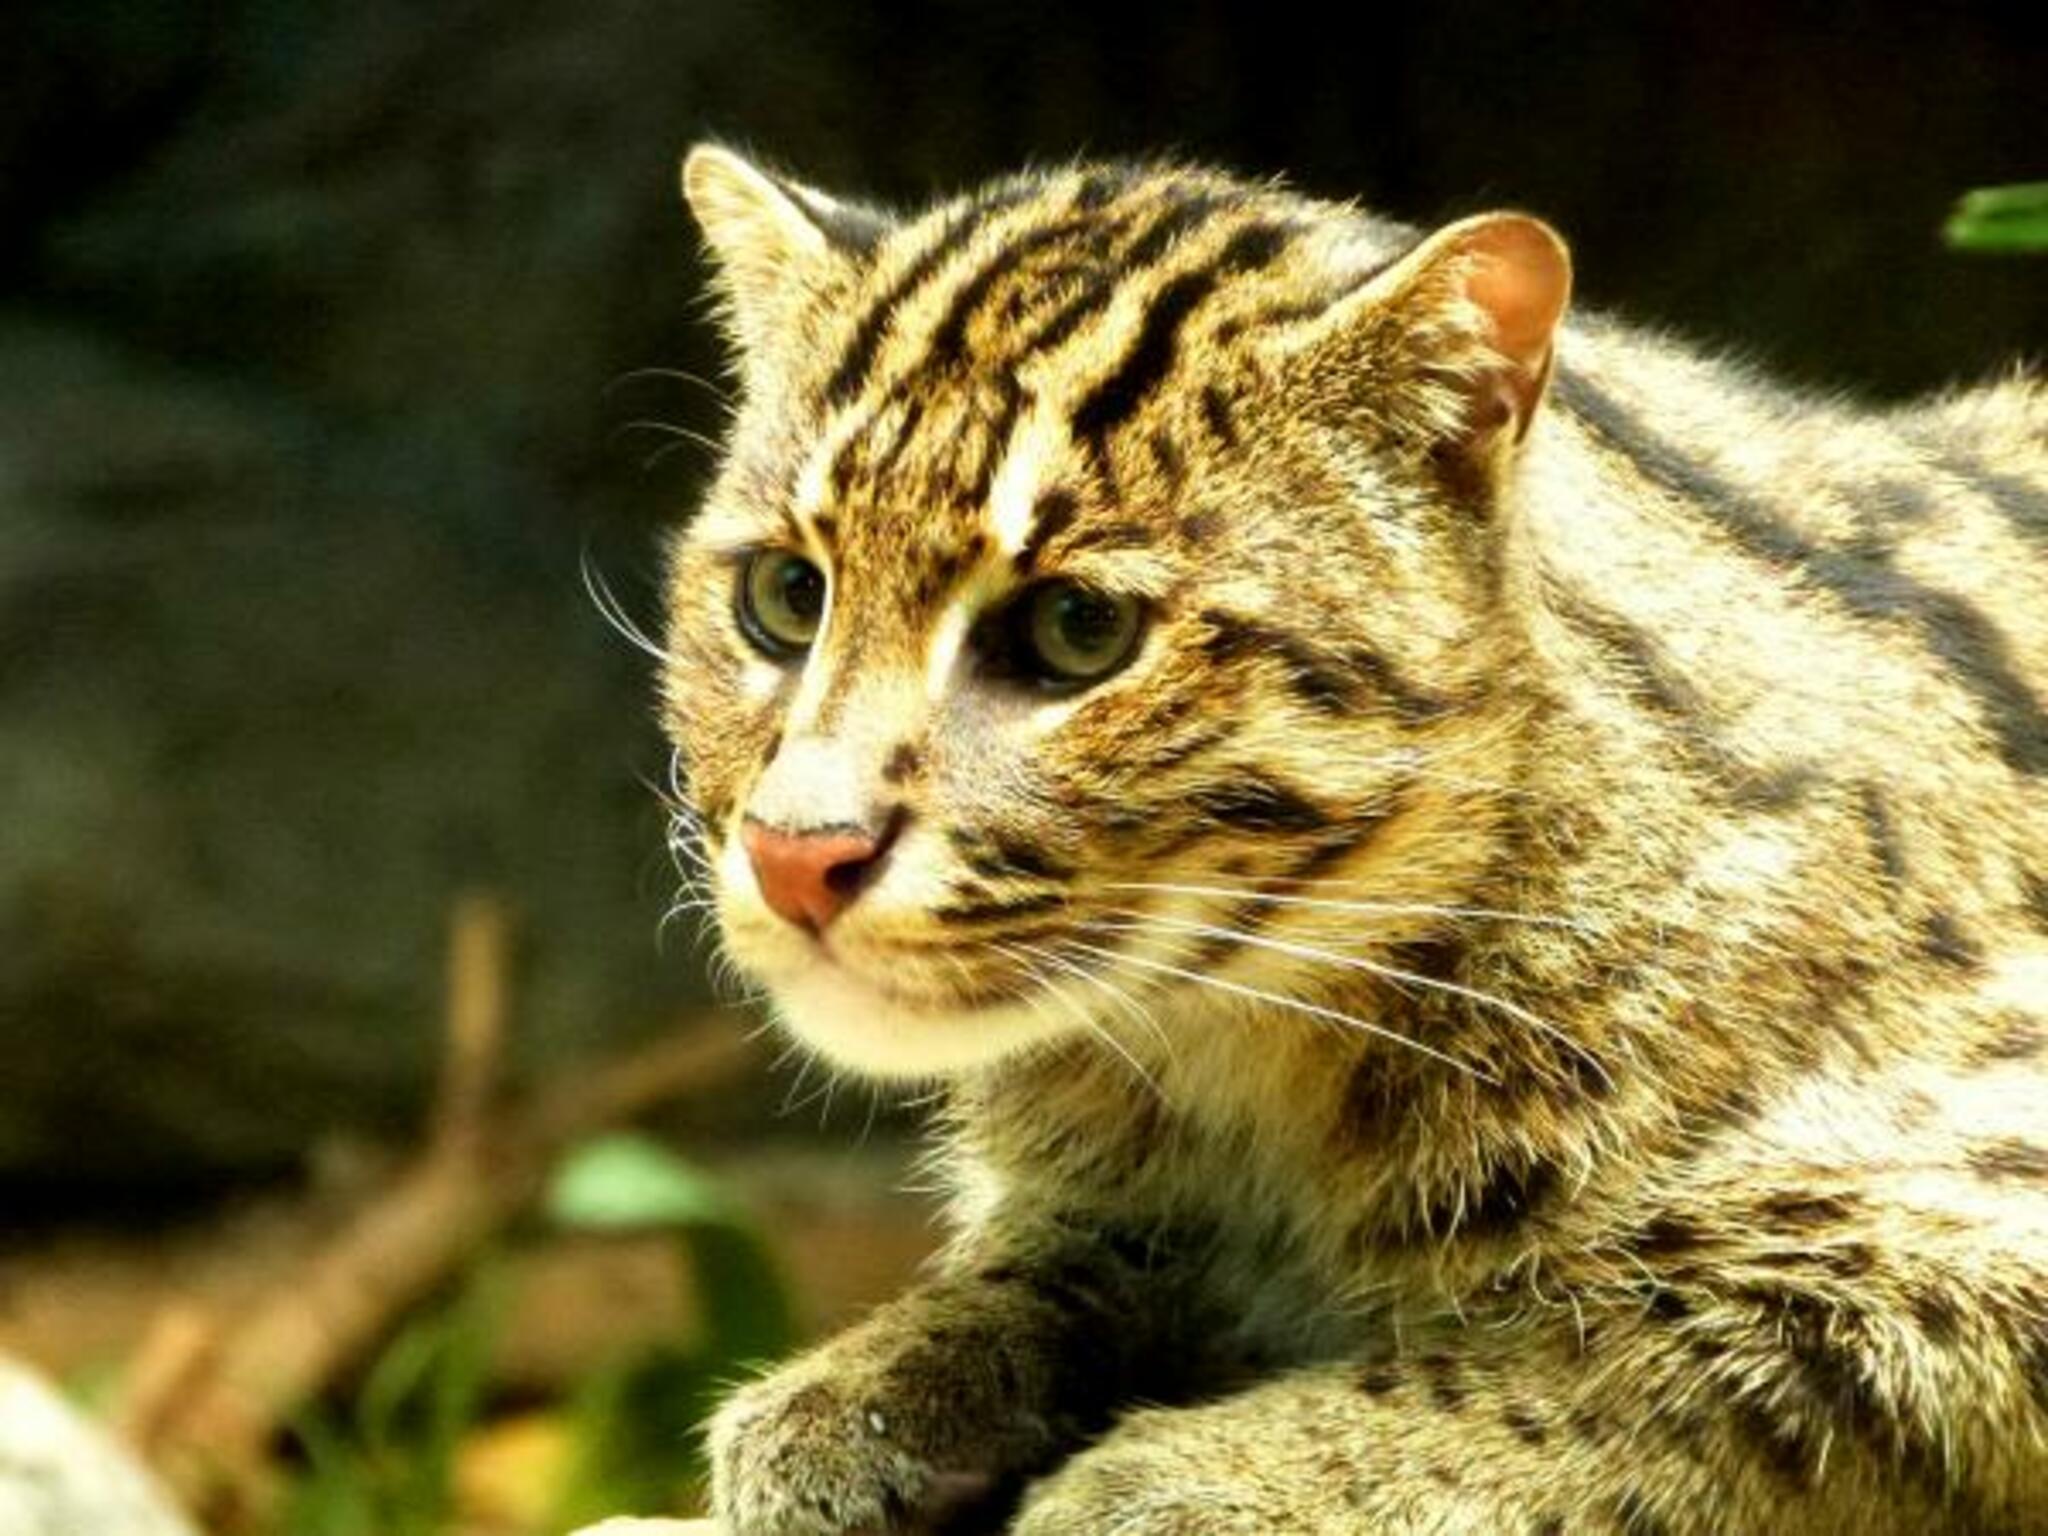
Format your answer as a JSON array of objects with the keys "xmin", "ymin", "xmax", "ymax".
[{"xmin": 661, "ymin": 147, "xmax": 2048, "ymax": 1534}]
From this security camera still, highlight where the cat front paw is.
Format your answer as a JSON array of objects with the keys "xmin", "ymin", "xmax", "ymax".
[{"xmin": 709, "ymin": 1364, "xmax": 993, "ymax": 1536}]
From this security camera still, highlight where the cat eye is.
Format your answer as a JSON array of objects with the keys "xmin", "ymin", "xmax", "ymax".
[
  {"xmin": 736, "ymin": 548, "xmax": 827, "ymax": 658},
  {"xmin": 983, "ymin": 580, "xmax": 1144, "ymax": 689}
]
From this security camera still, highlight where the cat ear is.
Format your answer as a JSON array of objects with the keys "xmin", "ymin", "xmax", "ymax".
[
  {"xmin": 1312, "ymin": 212, "xmax": 1572, "ymax": 458},
  {"xmin": 681, "ymin": 145, "xmax": 887, "ymax": 355}
]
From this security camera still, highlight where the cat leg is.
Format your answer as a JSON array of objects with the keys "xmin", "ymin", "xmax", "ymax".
[
  {"xmin": 1007, "ymin": 1314, "xmax": 2023, "ymax": 1536},
  {"xmin": 710, "ymin": 1230, "xmax": 1173, "ymax": 1536}
]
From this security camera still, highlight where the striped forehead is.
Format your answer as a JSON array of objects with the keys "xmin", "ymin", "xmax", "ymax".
[{"xmin": 787, "ymin": 166, "xmax": 1327, "ymax": 559}]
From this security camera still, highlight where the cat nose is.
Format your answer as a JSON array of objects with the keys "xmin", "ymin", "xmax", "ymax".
[{"xmin": 741, "ymin": 817, "xmax": 895, "ymax": 932}]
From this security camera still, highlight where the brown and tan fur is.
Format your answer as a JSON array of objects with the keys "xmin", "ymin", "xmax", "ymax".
[{"xmin": 656, "ymin": 146, "xmax": 2048, "ymax": 1534}]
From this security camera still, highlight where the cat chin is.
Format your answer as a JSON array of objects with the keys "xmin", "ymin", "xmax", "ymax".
[{"xmin": 759, "ymin": 962, "xmax": 1075, "ymax": 1080}]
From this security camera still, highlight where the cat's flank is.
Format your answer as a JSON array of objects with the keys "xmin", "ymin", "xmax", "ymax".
[{"xmin": 658, "ymin": 147, "xmax": 2048, "ymax": 1535}]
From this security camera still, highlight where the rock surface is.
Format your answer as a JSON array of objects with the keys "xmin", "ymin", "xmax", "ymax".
[{"xmin": 0, "ymin": 1356, "xmax": 197, "ymax": 1536}]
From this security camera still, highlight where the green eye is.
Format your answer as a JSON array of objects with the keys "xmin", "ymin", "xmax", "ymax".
[
  {"xmin": 1019, "ymin": 582, "xmax": 1144, "ymax": 686},
  {"xmin": 737, "ymin": 548, "xmax": 826, "ymax": 658}
]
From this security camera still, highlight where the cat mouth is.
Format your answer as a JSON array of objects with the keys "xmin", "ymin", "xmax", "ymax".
[
  {"xmin": 783, "ymin": 932, "xmax": 1044, "ymax": 1017},
  {"xmin": 756, "ymin": 936, "xmax": 1079, "ymax": 1078}
]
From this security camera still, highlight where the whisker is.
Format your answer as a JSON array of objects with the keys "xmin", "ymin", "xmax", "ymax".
[
  {"xmin": 665, "ymin": 831, "xmax": 715, "ymax": 880},
  {"xmin": 778, "ymin": 1051, "xmax": 823, "ymax": 1118},
  {"xmin": 992, "ymin": 939, "xmax": 1165, "ymax": 1102},
  {"xmin": 602, "ymin": 366, "xmax": 733, "ymax": 404},
  {"xmin": 1008, "ymin": 937, "xmax": 1169, "ymax": 1054},
  {"xmin": 643, "ymin": 435, "xmax": 710, "ymax": 473},
  {"xmin": 579, "ymin": 544, "xmax": 673, "ymax": 663},
  {"xmin": 1104, "ymin": 880, "xmax": 1593, "ymax": 933},
  {"xmin": 1097, "ymin": 909, "xmax": 1611, "ymax": 1092},
  {"xmin": 704, "ymin": 936, "xmax": 763, "ymax": 1006},
  {"xmin": 609, "ymin": 417, "xmax": 725, "ymax": 473},
  {"xmin": 612, "ymin": 417, "xmax": 726, "ymax": 453},
  {"xmin": 1009, "ymin": 936, "xmax": 1176, "ymax": 1066},
  {"xmin": 1064, "ymin": 938, "xmax": 1493, "ymax": 1084},
  {"xmin": 856, "ymin": 1080, "xmax": 885, "ymax": 1145}
]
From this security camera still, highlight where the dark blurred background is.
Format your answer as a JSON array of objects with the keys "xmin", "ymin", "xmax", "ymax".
[{"xmin": 2, "ymin": 0, "xmax": 2043, "ymax": 1210}]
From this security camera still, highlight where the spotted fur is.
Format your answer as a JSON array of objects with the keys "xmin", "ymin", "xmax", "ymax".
[{"xmin": 658, "ymin": 146, "xmax": 2048, "ymax": 1534}]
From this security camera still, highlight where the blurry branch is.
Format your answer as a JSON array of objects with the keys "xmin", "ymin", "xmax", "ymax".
[
  {"xmin": 1944, "ymin": 182, "xmax": 2048, "ymax": 254},
  {"xmin": 436, "ymin": 893, "xmax": 512, "ymax": 1156},
  {"xmin": 117, "ymin": 891, "xmax": 758, "ymax": 1534}
]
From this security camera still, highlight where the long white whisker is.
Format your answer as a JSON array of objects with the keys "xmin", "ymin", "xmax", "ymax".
[
  {"xmin": 1011, "ymin": 936, "xmax": 1176, "ymax": 1066},
  {"xmin": 613, "ymin": 417, "xmax": 725, "ymax": 453},
  {"xmin": 610, "ymin": 417, "xmax": 724, "ymax": 473},
  {"xmin": 603, "ymin": 366, "xmax": 733, "ymax": 404},
  {"xmin": 1097, "ymin": 909, "xmax": 1611, "ymax": 1092},
  {"xmin": 1104, "ymin": 881, "xmax": 1591, "ymax": 932},
  {"xmin": 1063, "ymin": 938, "xmax": 1492, "ymax": 1084},
  {"xmin": 671, "ymin": 819, "xmax": 715, "ymax": 866},
  {"xmin": 579, "ymin": 545, "xmax": 673, "ymax": 663},
  {"xmin": 992, "ymin": 940, "xmax": 1165, "ymax": 1102},
  {"xmin": 1010, "ymin": 939, "xmax": 1169, "ymax": 1060}
]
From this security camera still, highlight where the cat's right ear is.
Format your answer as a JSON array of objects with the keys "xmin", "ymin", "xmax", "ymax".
[
  {"xmin": 1282, "ymin": 211, "xmax": 1571, "ymax": 470},
  {"xmin": 681, "ymin": 145, "xmax": 889, "ymax": 357}
]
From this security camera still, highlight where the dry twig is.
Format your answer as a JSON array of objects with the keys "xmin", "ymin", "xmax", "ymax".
[{"xmin": 118, "ymin": 892, "xmax": 757, "ymax": 1532}]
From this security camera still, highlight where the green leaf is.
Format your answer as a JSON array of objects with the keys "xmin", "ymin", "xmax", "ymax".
[
  {"xmin": 552, "ymin": 1346, "xmax": 718, "ymax": 1526},
  {"xmin": 546, "ymin": 1133, "xmax": 743, "ymax": 1230},
  {"xmin": 545, "ymin": 1134, "xmax": 797, "ymax": 1528},
  {"xmin": 284, "ymin": 1410, "xmax": 379, "ymax": 1536},
  {"xmin": 680, "ymin": 1219, "xmax": 796, "ymax": 1366},
  {"xmin": 1945, "ymin": 181, "xmax": 2048, "ymax": 254},
  {"xmin": 282, "ymin": 1263, "xmax": 505, "ymax": 1536}
]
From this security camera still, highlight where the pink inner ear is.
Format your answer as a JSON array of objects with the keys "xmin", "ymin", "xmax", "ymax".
[{"xmin": 1462, "ymin": 219, "xmax": 1572, "ymax": 375}]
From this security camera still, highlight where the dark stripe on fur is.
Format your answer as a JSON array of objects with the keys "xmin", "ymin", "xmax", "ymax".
[
  {"xmin": 1200, "ymin": 385, "xmax": 1239, "ymax": 447},
  {"xmin": 881, "ymin": 742, "xmax": 922, "ymax": 783},
  {"xmin": 1189, "ymin": 773, "xmax": 1328, "ymax": 833},
  {"xmin": 1008, "ymin": 191, "xmax": 1235, "ymax": 364},
  {"xmin": 960, "ymin": 375, "xmax": 1031, "ymax": 506},
  {"xmin": 951, "ymin": 829, "xmax": 1077, "ymax": 883},
  {"xmin": 919, "ymin": 214, "xmax": 1132, "ymax": 373},
  {"xmin": 1556, "ymin": 369, "xmax": 2048, "ymax": 776},
  {"xmin": 1966, "ymin": 1137, "xmax": 2048, "ymax": 1182},
  {"xmin": 822, "ymin": 182, "xmax": 1038, "ymax": 407},
  {"xmin": 1136, "ymin": 724, "xmax": 1236, "ymax": 773},
  {"xmin": 1056, "ymin": 519, "xmax": 1156, "ymax": 555},
  {"xmin": 1210, "ymin": 253, "xmax": 1403, "ymax": 343},
  {"xmin": 1921, "ymin": 909, "xmax": 1984, "ymax": 969},
  {"xmin": 1930, "ymin": 444, "xmax": 2048, "ymax": 555},
  {"xmin": 1856, "ymin": 784, "xmax": 1908, "ymax": 888},
  {"xmin": 1015, "ymin": 489, "xmax": 1082, "ymax": 574},
  {"xmin": 1200, "ymin": 607, "xmax": 1452, "ymax": 722},
  {"xmin": 932, "ymin": 891, "xmax": 1068, "ymax": 924},
  {"xmin": 1549, "ymin": 583, "xmax": 1822, "ymax": 809},
  {"xmin": 1070, "ymin": 222, "xmax": 1293, "ymax": 459}
]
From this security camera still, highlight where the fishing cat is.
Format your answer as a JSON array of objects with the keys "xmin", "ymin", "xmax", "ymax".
[{"xmin": 657, "ymin": 145, "xmax": 2048, "ymax": 1534}]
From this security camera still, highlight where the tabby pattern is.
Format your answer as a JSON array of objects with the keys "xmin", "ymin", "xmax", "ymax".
[{"xmin": 657, "ymin": 145, "xmax": 2048, "ymax": 1534}]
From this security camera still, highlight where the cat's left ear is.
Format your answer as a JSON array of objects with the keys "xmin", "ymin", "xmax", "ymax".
[
  {"xmin": 1307, "ymin": 212, "xmax": 1572, "ymax": 459},
  {"xmin": 682, "ymin": 145, "xmax": 888, "ymax": 356}
]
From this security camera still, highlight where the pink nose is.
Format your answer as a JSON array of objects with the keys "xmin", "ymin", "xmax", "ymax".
[{"xmin": 742, "ymin": 820, "xmax": 887, "ymax": 932}]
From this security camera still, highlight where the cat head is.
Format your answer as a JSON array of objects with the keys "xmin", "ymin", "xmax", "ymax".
[{"xmin": 662, "ymin": 146, "xmax": 1569, "ymax": 1079}]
